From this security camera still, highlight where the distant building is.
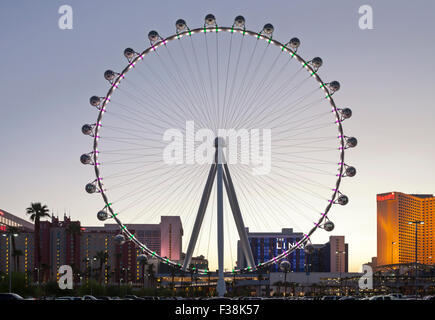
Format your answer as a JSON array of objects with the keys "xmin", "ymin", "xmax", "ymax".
[
  {"xmin": 0, "ymin": 209, "xmax": 34, "ymax": 231},
  {"xmin": 377, "ymin": 192, "xmax": 435, "ymax": 266},
  {"xmin": 0, "ymin": 209, "xmax": 35, "ymax": 283},
  {"xmin": 0, "ymin": 209, "xmax": 183, "ymax": 284},
  {"xmin": 237, "ymin": 228, "xmax": 348, "ymax": 273}
]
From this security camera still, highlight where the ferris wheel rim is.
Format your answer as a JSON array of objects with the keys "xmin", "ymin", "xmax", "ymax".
[{"xmin": 89, "ymin": 25, "xmax": 347, "ymax": 275}]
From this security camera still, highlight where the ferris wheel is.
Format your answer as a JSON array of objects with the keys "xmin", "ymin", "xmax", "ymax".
[{"xmin": 80, "ymin": 14, "xmax": 356, "ymax": 296}]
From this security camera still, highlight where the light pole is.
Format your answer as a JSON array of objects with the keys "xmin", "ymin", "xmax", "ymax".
[
  {"xmin": 280, "ymin": 261, "xmax": 291, "ymax": 297},
  {"xmin": 2, "ymin": 232, "xmax": 18, "ymax": 293},
  {"xmin": 34, "ymin": 267, "xmax": 40, "ymax": 287},
  {"xmin": 409, "ymin": 220, "xmax": 424, "ymax": 296},
  {"xmin": 336, "ymin": 250, "xmax": 346, "ymax": 295},
  {"xmin": 86, "ymin": 257, "xmax": 97, "ymax": 295},
  {"xmin": 391, "ymin": 241, "xmax": 396, "ymax": 265}
]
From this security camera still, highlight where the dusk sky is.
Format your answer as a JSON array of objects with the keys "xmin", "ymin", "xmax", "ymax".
[{"xmin": 1, "ymin": 0, "xmax": 434, "ymax": 272}]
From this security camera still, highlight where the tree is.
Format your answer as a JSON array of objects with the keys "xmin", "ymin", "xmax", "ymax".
[
  {"xmin": 26, "ymin": 203, "xmax": 50, "ymax": 278},
  {"xmin": 94, "ymin": 251, "xmax": 109, "ymax": 284}
]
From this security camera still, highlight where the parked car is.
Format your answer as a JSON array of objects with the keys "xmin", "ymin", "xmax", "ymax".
[
  {"xmin": 96, "ymin": 296, "xmax": 112, "ymax": 300},
  {"xmin": 339, "ymin": 296, "xmax": 356, "ymax": 300},
  {"xmin": 423, "ymin": 295, "xmax": 435, "ymax": 300},
  {"xmin": 0, "ymin": 293, "xmax": 24, "ymax": 300},
  {"xmin": 82, "ymin": 295, "xmax": 98, "ymax": 300},
  {"xmin": 321, "ymin": 295, "xmax": 341, "ymax": 300},
  {"xmin": 124, "ymin": 295, "xmax": 144, "ymax": 300},
  {"xmin": 55, "ymin": 296, "xmax": 76, "ymax": 300},
  {"xmin": 369, "ymin": 295, "xmax": 398, "ymax": 300}
]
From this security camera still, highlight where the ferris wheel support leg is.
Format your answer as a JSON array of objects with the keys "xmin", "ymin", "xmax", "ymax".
[
  {"xmin": 182, "ymin": 164, "xmax": 217, "ymax": 271},
  {"xmin": 224, "ymin": 163, "xmax": 255, "ymax": 268},
  {"xmin": 223, "ymin": 164, "xmax": 256, "ymax": 269},
  {"xmin": 217, "ymin": 161, "xmax": 226, "ymax": 297}
]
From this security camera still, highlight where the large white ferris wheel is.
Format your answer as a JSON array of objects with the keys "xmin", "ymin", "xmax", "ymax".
[{"xmin": 81, "ymin": 15, "xmax": 356, "ymax": 296}]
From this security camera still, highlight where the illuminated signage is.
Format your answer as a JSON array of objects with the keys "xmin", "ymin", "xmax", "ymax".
[
  {"xmin": 0, "ymin": 225, "xmax": 6, "ymax": 232},
  {"xmin": 0, "ymin": 210, "xmax": 4, "ymax": 216},
  {"xmin": 377, "ymin": 193, "xmax": 395, "ymax": 201},
  {"xmin": 276, "ymin": 238, "xmax": 301, "ymax": 250}
]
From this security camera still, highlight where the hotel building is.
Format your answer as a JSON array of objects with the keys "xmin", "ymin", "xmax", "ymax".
[
  {"xmin": 377, "ymin": 192, "xmax": 435, "ymax": 266},
  {"xmin": 237, "ymin": 228, "xmax": 348, "ymax": 273}
]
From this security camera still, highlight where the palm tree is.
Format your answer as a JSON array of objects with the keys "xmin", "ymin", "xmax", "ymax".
[
  {"xmin": 26, "ymin": 203, "xmax": 50, "ymax": 276},
  {"xmin": 5, "ymin": 226, "xmax": 20, "ymax": 272},
  {"xmin": 94, "ymin": 251, "xmax": 108, "ymax": 284}
]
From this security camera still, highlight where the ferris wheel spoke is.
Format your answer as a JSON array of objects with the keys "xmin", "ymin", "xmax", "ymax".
[
  {"xmin": 230, "ymin": 165, "xmax": 307, "ymax": 232},
  {"xmin": 248, "ymin": 170, "xmax": 323, "ymax": 220},
  {"xmin": 134, "ymin": 60, "xmax": 206, "ymax": 128},
  {"xmin": 115, "ymin": 164, "xmax": 209, "ymax": 217},
  {"xmin": 242, "ymin": 73, "xmax": 313, "ymax": 128},
  {"xmin": 225, "ymin": 38, "xmax": 260, "ymax": 128},
  {"xmin": 160, "ymin": 45, "xmax": 212, "ymax": 128},
  {"xmin": 223, "ymin": 35, "xmax": 245, "ymax": 129},
  {"xmin": 221, "ymin": 32, "xmax": 234, "ymax": 129},
  {"xmin": 233, "ymin": 50, "xmax": 283, "ymax": 126},
  {"xmin": 176, "ymin": 39, "xmax": 214, "ymax": 126},
  {"xmin": 230, "ymin": 44, "xmax": 271, "ymax": 127},
  {"xmin": 115, "ymin": 82, "xmax": 189, "ymax": 128}
]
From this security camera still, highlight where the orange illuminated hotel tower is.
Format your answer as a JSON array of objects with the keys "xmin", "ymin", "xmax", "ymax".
[{"xmin": 377, "ymin": 192, "xmax": 435, "ymax": 266}]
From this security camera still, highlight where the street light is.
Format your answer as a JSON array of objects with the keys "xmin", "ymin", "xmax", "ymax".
[
  {"xmin": 86, "ymin": 257, "xmax": 97, "ymax": 295},
  {"xmin": 335, "ymin": 250, "xmax": 346, "ymax": 295},
  {"xmin": 2, "ymin": 232, "xmax": 18, "ymax": 293}
]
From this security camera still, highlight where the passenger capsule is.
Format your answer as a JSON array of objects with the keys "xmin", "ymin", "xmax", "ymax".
[
  {"xmin": 148, "ymin": 30, "xmax": 159, "ymax": 42},
  {"xmin": 175, "ymin": 19, "xmax": 187, "ymax": 31},
  {"xmin": 205, "ymin": 14, "xmax": 216, "ymax": 26},
  {"xmin": 263, "ymin": 23, "xmax": 274, "ymax": 35},
  {"xmin": 81, "ymin": 124, "xmax": 93, "ymax": 135},
  {"xmin": 345, "ymin": 166, "xmax": 357, "ymax": 177},
  {"xmin": 114, "ymin": 234, "xmax": 126, "ymax": 245},
  {"xmin": 124, "ymin": 48, "xmax": 136, "ymax": 60},
  {"xmin": 324, "ymin": 221, "xmax": 335, "ymax": 232},
  {"xmin": 97, "ymin": 210, "xmax": 108, "ymax": 221},
  {"xmin": 90, "ymin": 96, "xmax": 101, "ymax": 107},
  {"xmin": 346, "ymin": 137, "xmax": 358, "ymax": 148},
  {"xmin": 288, "ymin": 38, "xmax": 300, "ymax": 50},
  {"xmin": 311, "ymin": 57, "xmax": 323, "ymax": 69},
  {"xmin": 85, "ymin": 183, "xmax": 97, "ymax": 194},
  {"xmin": 80, "ymin": 154, "xmax": 92, "ymax": 165},
  {"xmin": 341, "ymin": 108, "xmax": 352, "ymax": 119},
  {"xmin": 337, "ymin": 195, "xmax": 349, "ymax": 206},
  {"xmin": 329, "ymin": 81, "xmax": 341, "ymax": 92},
  {"xmin": 234, "ymin": 15, "xmax": 245, "ymax": 27},
  {"xmin": 104, "ymin": 70, "xmax": 116, "ymax": 81}
]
